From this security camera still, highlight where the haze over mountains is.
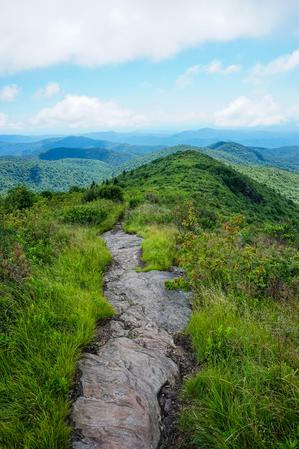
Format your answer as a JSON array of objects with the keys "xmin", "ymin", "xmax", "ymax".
[{"xmin": 0, "ymin": 128, "xmax": 298, "ymax": 195}]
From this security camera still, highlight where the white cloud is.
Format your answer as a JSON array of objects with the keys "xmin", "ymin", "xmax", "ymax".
[
  {"xmin": 0, "ymin": 84, "xmax": 19, "ymax": 102},
  {"xmin": 0, "ymin": 111, "xmax": 21, "ymax": 129},
  {"xmin": 35, "ymin": 82, "xmax": 61, "ymax": 99},
  {"xmin": 214, "ymin": 95, "xmax": 286, "ymax": 127},
  {"xmin": 29, "ymin": 94, "xmax": 145, "ymax": 129},
  {"xmin": 0, "ymin": 0, "xmax": 295, "ymax": 73},
  {"xmin": 252, "ymin": 47, "xmax": 299, "ymax": 77},
  {"xmin": 176, "ymin": 60, "xmax": 242, "ymax": 88},
  {"xmin": 0, "ymin": 112, "xmax": 9, "ymax": 127}
]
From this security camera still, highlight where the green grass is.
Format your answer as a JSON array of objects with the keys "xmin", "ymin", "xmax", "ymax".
[
  {"xmin": 124, "ymin": 202, "xmax": 178, "ymax": 271},
  {"xmin": 0, "ymin": 226, "xmax": 114, "ymax": 448},
  {"xmin": 180, "ymin": 290, "xmax": 299, "ymax": 449},
  {"xmin": 0, "ymin": 188, "xmax": 125, "ymax": 449},
  {"xmin": 139, "ymin": 225, "xmax": 178, "ymax": 271}
]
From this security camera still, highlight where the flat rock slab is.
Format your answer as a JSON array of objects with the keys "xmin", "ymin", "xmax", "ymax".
[{"xmin": 71, "ymin": 228, "xmax": 191, "ymax": 449}]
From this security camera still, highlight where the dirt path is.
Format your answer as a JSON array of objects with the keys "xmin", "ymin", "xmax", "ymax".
[{"xmin": 71, "ymin": 226, "xmax": 191, "ymax": 449}]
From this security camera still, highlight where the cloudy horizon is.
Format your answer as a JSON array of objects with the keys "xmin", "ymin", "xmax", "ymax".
[{"xmin": 1, "ymin": 0, "xmax": 299, "ymax": 133}]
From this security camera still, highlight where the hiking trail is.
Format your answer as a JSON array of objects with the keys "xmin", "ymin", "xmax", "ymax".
[{"xmin": 71, "ymin": 226, "xmax": 191, "ymax": 449}]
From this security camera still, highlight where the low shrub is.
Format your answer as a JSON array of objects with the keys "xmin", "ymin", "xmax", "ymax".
[
  {"xmin": 61, "ymin": 205, "xmax": 108, "ymax": 225},
  {"xmin": 83, "ymin": 185, "xmax": 124, "ymax": 203},
  {"xmin": 4, "ymin": 186, "xmax": 36, "ymax": 212},
  {"xmin": 97, "ymin": 185, "xmax": 124, "ymax": 202}
]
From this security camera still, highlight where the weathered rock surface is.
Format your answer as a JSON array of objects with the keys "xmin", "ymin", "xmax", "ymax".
[{"xmin": 71, "ymin": 227, "xmax": 191, "ymax": 449}]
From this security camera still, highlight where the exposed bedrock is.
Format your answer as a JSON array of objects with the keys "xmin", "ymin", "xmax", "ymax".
[{"xmin": 71, "ymin": 227, "xmax": 191, "ymax": 449}]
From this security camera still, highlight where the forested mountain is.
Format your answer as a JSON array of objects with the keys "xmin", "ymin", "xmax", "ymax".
[
  {"xmin": 0, "ymin": 157, "xmax": 113, "ymax": 192},
  {"xmin": 39, "ymin": 147, "xmax": 136, "ymax": 165}
]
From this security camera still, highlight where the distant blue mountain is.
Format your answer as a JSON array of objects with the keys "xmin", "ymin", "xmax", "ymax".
[{"xmin": 85, "ymin": 128, "xmax": 299, "ymax": 148}]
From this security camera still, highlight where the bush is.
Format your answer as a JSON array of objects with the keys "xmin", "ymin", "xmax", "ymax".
[
  {"xmin": 128, "ymin": 197, "xmax": 142, "ymax": 209},
  {"xmin": 82, "ymin": 185, "xmax": 124, "ymax": 203},
  {"xmin": 97, "ymin": 185, "xmax": 124, "ymax": 202},
  {"xmin": 82, "ymin": 187, "xmax": 98, "ymax": 203},
  {"xmin": 69, "ymin": 185, "xmax": 84, "ymax": 193},
  {"xmin": 4, "ymin": 186, "xmax": 36, "ymax": 212},
  {"xmin": 61, "ymin": 205, "xmax": 108, "ymax": 225},
  {"xmin": 40, "ymin": 190, "xmax": 53, "ymax": 199}
]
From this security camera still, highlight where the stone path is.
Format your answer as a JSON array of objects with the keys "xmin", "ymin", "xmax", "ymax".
[{"xmin": 71, "ymin": 226, "xmax": 191, "ymax": 449}]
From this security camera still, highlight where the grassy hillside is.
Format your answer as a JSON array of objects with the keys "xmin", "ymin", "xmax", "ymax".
[
  {"xmin": 119, "ymin": 150, "xmax": 298, "ymax": 226},
  {"xmin": 118, "ymin": 151, "xmax": 299, "ymax": 449},
  {"xmin": 0, "ymin": 189, "xmax": 124, "ymax": 448}
]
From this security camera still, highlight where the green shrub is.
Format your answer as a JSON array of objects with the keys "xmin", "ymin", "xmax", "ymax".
[
  {"xmin": 97, "ymin": 185, "xmax": 124, "ymax": 202},
  {"xmin": 82, "ymin": 186, "xmax": 98, "ymax": 202},
  {"xmin": 83, "ymin": 185, "xmax": 124, "ymax": 203},
  {"xmin": 61, "ymin": 205, "xmax": 108, "ymax": 225},
  {"xmin": 4, "ymin": 186, "xmax": 36, "ymax": 212}
]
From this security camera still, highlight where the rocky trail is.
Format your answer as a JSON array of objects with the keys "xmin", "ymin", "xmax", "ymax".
[{"xmin": 71, "ymin": 226, "xmax": 192, "ymax": 449}]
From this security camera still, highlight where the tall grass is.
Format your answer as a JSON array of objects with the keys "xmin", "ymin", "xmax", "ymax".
[
  {"xmin": 0, "ymin": 227, "xmax": 114, "ymax": 448},
  {"xmin": 180, "ymin": 290, "xmax": 299, "ymax": 449},
  {"xmin": 178, "ymin": 216, "xmax": 299, "ymax": 449},
  {"xmin": 140, "ymin": 225, "xmax": 178, "ymax": 271},
  {"xmin": 124, "ymin": 202, "xmax": 178, "ymax": 270}
]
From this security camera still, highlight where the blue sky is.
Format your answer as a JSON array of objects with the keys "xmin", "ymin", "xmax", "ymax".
[{"xmin": 1, "ymin": 0, "xmax": 299, "ymax": 133}]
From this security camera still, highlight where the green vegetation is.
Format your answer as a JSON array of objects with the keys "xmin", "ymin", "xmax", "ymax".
[
  {"xmin": 230, "ymin": 163, "xmax": 299, "ymax": 204},
  {"xmin": 0, "ymin": 187, "xmax": 123, "ymax": 448},
  {"xmin": 3, "ymin": 185, "xmax": 37, "ymax": 211},
  {"xmin": 119, "ymin": 150, "xmax": 298, "ymax": 226},
  {"xmin": 1, "ymin": 149, "xmax": 299, "ymax": 449},
  {"xmin": 178, "ymin": 217, "xmax": 299, "ymax": 449},
  {"xmin": 120, "ymin": 151, "xmax": 299, "ymax": 449},
  {"xmin": 0, "ymin": 157, "xmax": 113, "ymax": 193}
]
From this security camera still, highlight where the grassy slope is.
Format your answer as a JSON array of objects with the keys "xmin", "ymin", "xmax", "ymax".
[
  {"xmin": 0, "ymin": 195, "xmax": 124, "ymax": 448},
  {"xmin": 120, "ymin": 150, "xmax": 298, "ymax": 225},
  {"xmin": 120, "ymin": 151, "xmax": 299, "ymax": 449},
  {"xmin": 121, "ymin": 145, "xmax": 299, "ymax": 204}
]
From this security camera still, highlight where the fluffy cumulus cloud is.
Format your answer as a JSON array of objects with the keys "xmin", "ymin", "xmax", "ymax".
[
  {"xmin": 252, "ymin": 47, "xmax": 299, "ymax": 77},
  {"xmin": 35, "ymin": 82, "xmax": 61, "ymax": 99},
  {"xmin": 29, "ymin": 94, "xmax": 145, "ymax": 129},
  {"xmin": 214, "ymin": 96, "xmax": 286, "ymax": 127},
  {"xmin": 176, "ymin": 61, "xmax": 241, "ymax": 88},
  {"xmin": 0, "ymin": 84, "xmax": 19, "ymax": 102},
  {"xmin": 0, "ymin": 0, "xmax": 296, "ymax": 73}
]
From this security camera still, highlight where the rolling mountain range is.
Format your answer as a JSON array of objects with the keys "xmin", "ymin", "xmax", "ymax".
[
  {"xmin": 84, "ymin": 127, "xmax": 299, "ymax": 148},
  {"xmin": 0, "ymin": 132, "xmax": 298, "ymax": 201}
]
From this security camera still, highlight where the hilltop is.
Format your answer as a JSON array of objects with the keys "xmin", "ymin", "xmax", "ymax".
[{"xmin": 118, "ymin": 150, "xmax": 299, "ymax": 225}]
